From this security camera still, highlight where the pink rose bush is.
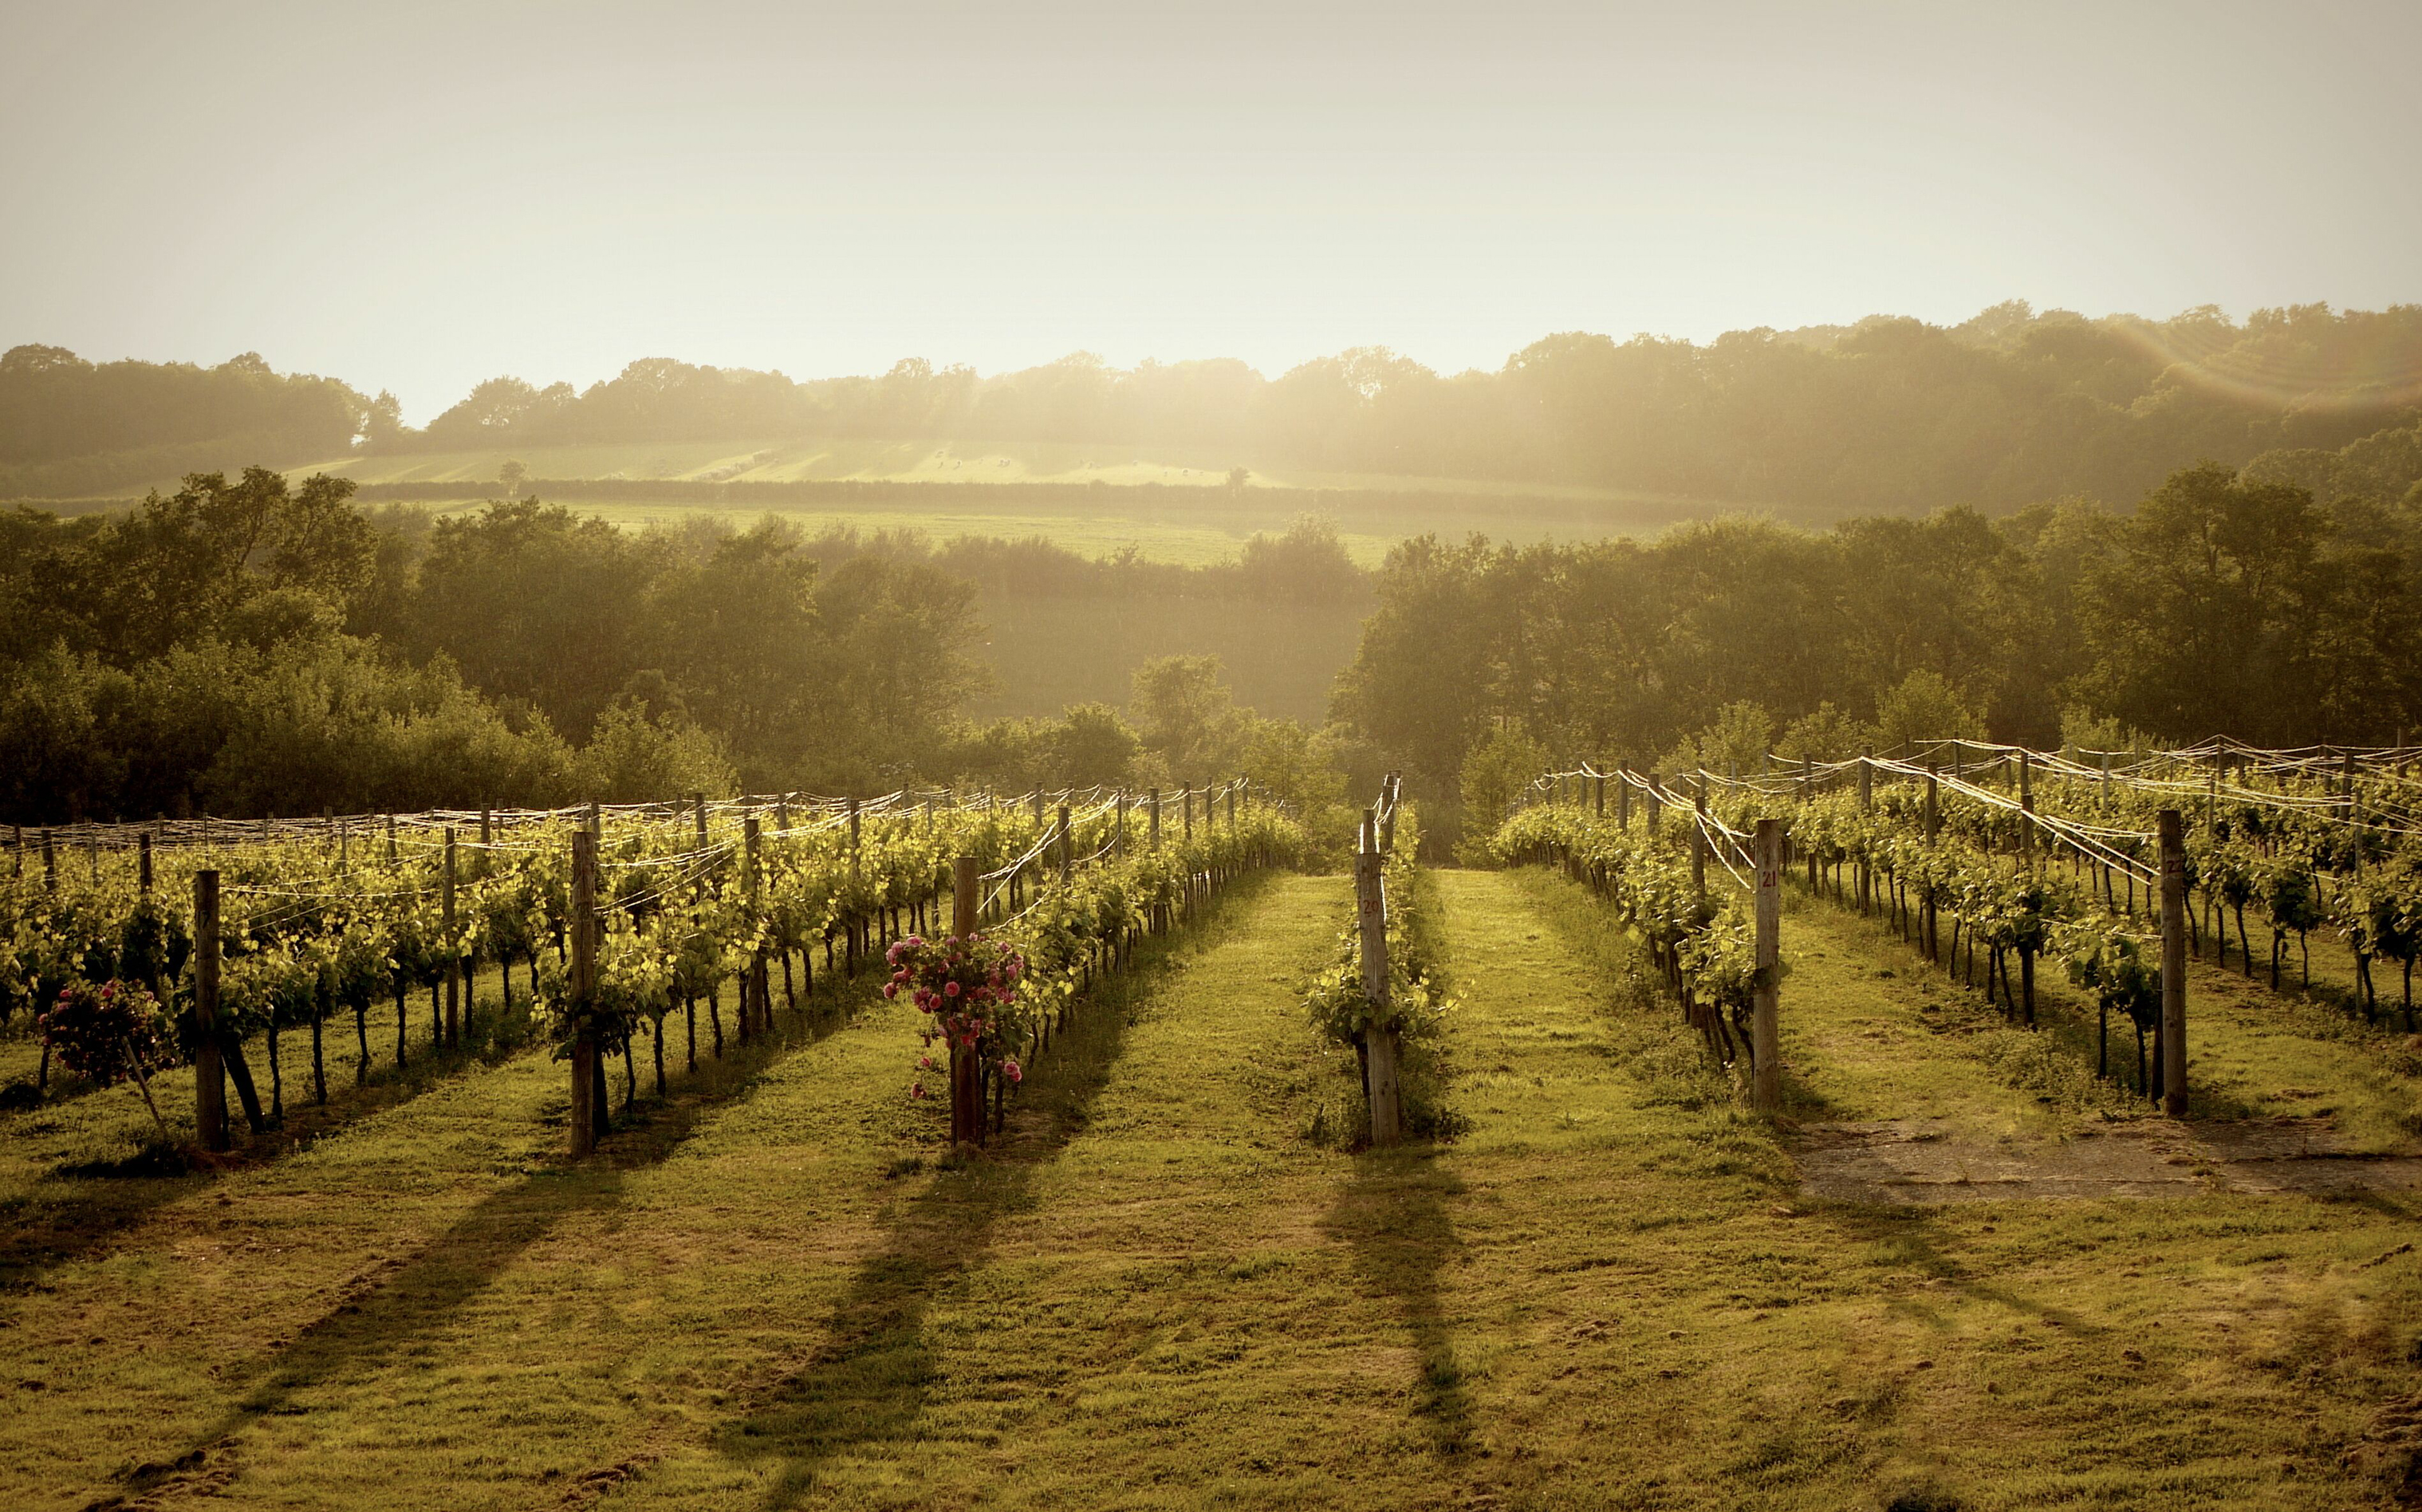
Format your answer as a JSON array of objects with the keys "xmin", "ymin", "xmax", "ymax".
[{"xmin": 885, "ymin": 931, "xmax": 1027, "ymax": 1103}]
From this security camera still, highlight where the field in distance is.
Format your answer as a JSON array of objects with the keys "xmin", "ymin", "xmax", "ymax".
[{"xmin": 291, "ymin": 437, "xmax": 1762, "ymax": 567}]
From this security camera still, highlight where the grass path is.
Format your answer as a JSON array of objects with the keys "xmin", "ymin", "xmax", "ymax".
[{"xmin": 6, "ymin": 868, "xmax": 2422, "ymax": 1509}]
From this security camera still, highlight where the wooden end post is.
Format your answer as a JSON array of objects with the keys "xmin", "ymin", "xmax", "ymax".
[
  {"xmin": 1751, "ymin": 819, "xmax": 1783, "ymax": 1112},
  {"xmin": 442, "ymin": 828, "xmax": 461, "ymax": 1047},
  {"xmin": 194, "ymin": 869, "xmax": 228, "ymax": 1152},
  {"xmin": 2159, "ymin": 809, "xmax": 2188, "ymax": 1118},
  {"xmin": 1356, "ymin": 815, "xmax": 1402, "ymax": 1147},
  {"xmin": 951, "ymin": 855, "xmax": 981, "ymax": 1146},
  {"xmin": 569, "ymin": 829, "xmax": 599, "ymax": 1158}
]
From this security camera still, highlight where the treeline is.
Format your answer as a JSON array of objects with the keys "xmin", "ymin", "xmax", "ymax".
[
  {"xmin": 0, "ymin": 347, "xmax": 373, "ymax": 497},
  {"xmin": 12, "ymin": 301, "xmax": 2422, "ymax": 514},
  {"xmin": 1332, "ymin": 461, "xmax": 2422, "ymax": 835},
  {"xmin": 794, "ymin": 515, "xmax": 1366, "ymax": 603},
  {"xmin": 0, "ymin": 473, "xmax": 1349, "ymax": 822},
  {"xmin": 360, "ymin": 302, "xmax": 2422, "ymax": 512}
]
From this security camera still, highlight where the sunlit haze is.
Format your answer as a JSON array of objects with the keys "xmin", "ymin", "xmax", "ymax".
[{"xmin": 2, "ymin": 1, "xmax": 2416, "ymax": 419}]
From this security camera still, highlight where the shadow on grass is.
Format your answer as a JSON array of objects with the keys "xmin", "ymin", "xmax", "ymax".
[
  {"xmin": 89, "ymin": 966, "xmax": 888, "ymax": 1505},
  {"xmin": 1325, "ymin": 1148, "xmax": 1473, "ymax": 1456},
  {"xmin": 1811, "ymin": 1204, "xmax": 2107, "ymax": 1334},
  {"xmin": 0, "ymin": 998, "xmax": 555, "ymax": 1293},
  {"xmin": 707, "ymin": 874, "xmax": 1276, "ymax": 1512}
]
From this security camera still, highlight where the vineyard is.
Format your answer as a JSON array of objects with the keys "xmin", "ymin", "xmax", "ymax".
[{"xmin": 5, "ymin": 750, "xmax": 2422, "ymax": 1509}]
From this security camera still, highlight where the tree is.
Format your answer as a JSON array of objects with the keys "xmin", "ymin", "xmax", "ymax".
[
  {"xmin": 1663, "ymin": 701, "xmax": 1777, "ymax": 778},
  {"xmin": 498, "ymin": 459, "xmax": 528, "ymax": 498},
  {"xmin": 2077, "ymin": 463, "xmax": 2325, "ymax": 742},
  {"xmin": 1871, "ymin": 671, "xmax": 1984, "ymax": 755}
]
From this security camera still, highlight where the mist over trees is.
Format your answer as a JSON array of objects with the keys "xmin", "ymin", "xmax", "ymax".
[{"xmin": 10, "ymin": 301, "xmax": 2422, "ymax": 514}]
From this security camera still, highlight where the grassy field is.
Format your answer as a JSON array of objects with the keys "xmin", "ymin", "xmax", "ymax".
[
  {"xmin": 292, "ymin": 438, "xmax": 1653, "ymax": 502},
  {"xmin": 5, "ymin": 867, "xmax": 2421, "ymax": 1509},
  {"xmin": 267, "ymin": 438, "xmax": 1758, "ymax": 569}
]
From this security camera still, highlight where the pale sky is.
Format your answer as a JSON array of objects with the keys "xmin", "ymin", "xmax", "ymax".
[{"xmin": 4, "ymin": 1, "xmax": 2417, "ymax": 423}]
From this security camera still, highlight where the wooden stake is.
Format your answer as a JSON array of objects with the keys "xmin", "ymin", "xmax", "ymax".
[
  {"xmin": 443, "ymin": 828, "xmax": 460, "ymax": 1048},
  {"xmin": 195, "ymin": 869, "xmax": 228, "ymax": 1152},
  {"xmin": 569, "ymin": 829, "xmax": 599, "ymax": 1158},
  {"xmin": 1752, "ymin": 819, "xmax": 1782, "ymax": 1112},
  {"xmin": 2159, "ymin": 809, "xmax": 2188, "ymax": 1118},
  {"xmin": 1356, "ymin": 814, "xmax": 1402, "ymax": 1147},
  {"xmin": 951, "ymin": 856, "xmax": 981, "ymax": 1146}
]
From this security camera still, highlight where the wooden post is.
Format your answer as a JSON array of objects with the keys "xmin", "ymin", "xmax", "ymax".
[
  {"xmin": 2159, "ymin": 809, "xmax": 2188, "ymax": 1118},
  {"xmin": 139, "ymin": 832, "xmax": 152, "ymax": 892},
  {"xmin": 2018, "ymin": 751, "xmax": 2034, "ymax": 864},
  {"xmin": 1617, "ymin": 767, "xmax": 1632, "ymax": 830},
  {"xmin": 743, "ymin": 812, "xmax": 765, "ymax": 1041},
  {"xmin": 1226, "ymin": 783, "xmax": 1237, "ymax": 829},
  {"xmin": 385, "ymin": 814, "xmax": 396, "ymax": 862},
  {"xmin": 443, "ymin": 828, "xmax": 460, "ymax": 1048},
  {"xmin": 951, "ymin": 856, "xmax": 981, "ymax": 1144},
  {"xmin": 1356, "ymin": 815, "xmax": 1403, "ymax": 1147},
  {"xmin": 1183, "ymin": 783, "xmax": 1195, "ymax": 842},
  {"xmin": 1691, "ymin": 785, "xmax": 1708, "ymax": 912},
  {"xmin": 1752, "ymin": 819, "xmax": 1783, "ymax": 1112},
  {"xmin": 42, "ymin": 829, "xmax": 55, "ymax": 891},
  {"xmin": 1115, "ymin": 792, "xmax": 1128, "ymax": 853},
  {"xmin": 1857, "ymin": 750, "xmax": 1873, "ymax": 811},
  {"xmin": 569, "ymin": 829, "xmax": 599, "ymax": 1158},
  {"xmin": 194, "ymin": 869, "xmax": 229, "ymax": 1152},
  {"xmin": 1057, "ymin": 803, "xmax": 1073, "ymax": 883},
  {"xmin": 1149, "ymin": 789, "xmax": 1162, "ymax": 849},
  {"xmin": 1645, "ymin": 780, "xmax": 1660, "ymax": 838}
]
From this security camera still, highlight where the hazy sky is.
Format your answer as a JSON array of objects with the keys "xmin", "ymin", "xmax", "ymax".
[{"xmin": 5, "ymin": 1, "xmax": 2418, "ymax": 422}]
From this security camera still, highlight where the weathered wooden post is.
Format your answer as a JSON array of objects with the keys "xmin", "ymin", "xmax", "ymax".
[
  {"xmin": 1617, "ymin": 766, "xmax": 1632, "ymax": 831},
  {"xmin": 2018, "ymin": 750, "xmax": 2034, "ymax": 866},
  {"xmin": 42, "ymin": 829, "xmax": 56, "ymax": 892},
  {"xmin": 1593, "ymin": 768, "xmax": 1605, "ymax": 818},
  {"xmin": 443, "ymin": 827, "xmax": 460, "ymax": 1048},
  {"xmin": 139, "ymin": 832, "xmax": 152, "ymax": 892},
  {"xmin": 743, "ymin": 811, "xmax": 766, "ymax": 1041},
  {"xmin": 951, "ymin": 856, "xmax": 981, "ymax": 1145},
  {"xmin": 1183, "ymin": 783, "xmax": 1195, "ymax": 842},
  {"xmin": 569, "ymin": 829, "xmax": 600, "ymax": 1157},
  {"xmin": 1691, "ymin": 784, "xmax": 1708, "ymax": 912},
  {"xmin": 1356, "ymin": 814, "xmax": 1403, "ymax": 1147},
  {"xmin": 1225, "ymin": 783, "xmax": 1238, "ymax": 829},
  {"xmin": 845, "ymin": 796, "xmax": 862, "ymax": 974},
  {"xmin": 195, "ymin": 869, "xmax": 229, "ymax": 1152},
  {"xmin": 1645, "ymin": 778, "xmax": 1660, "ymax": 838},
  {"xmin": 1148, "ymin": 788, "xmax": 1162, "ymax": 849},
  {"xmin": 1752, "ymin": 819, "xmax": 1783, "ymax": 1112},
  {"xmin": 1057, "ymin": 803, "xmax": 1073, "ymax": 884},
  {"xmin": 2160, "ymin": 809, "xmax": 2188, "ymax": 1118},
  {"xmin": 1923, "ymin": 762, "xmax": 1941, "ymax": 960}
]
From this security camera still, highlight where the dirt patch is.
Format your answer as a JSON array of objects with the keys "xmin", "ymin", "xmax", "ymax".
[{"xmin": 1797, "ymin": 1116, "xmax": 2422, "ymax": 1204}]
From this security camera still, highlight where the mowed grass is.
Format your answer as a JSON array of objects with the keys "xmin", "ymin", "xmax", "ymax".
[{"xmin": 7, "ymin": 868, "xmax": 2422, "ymax": 1509}]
